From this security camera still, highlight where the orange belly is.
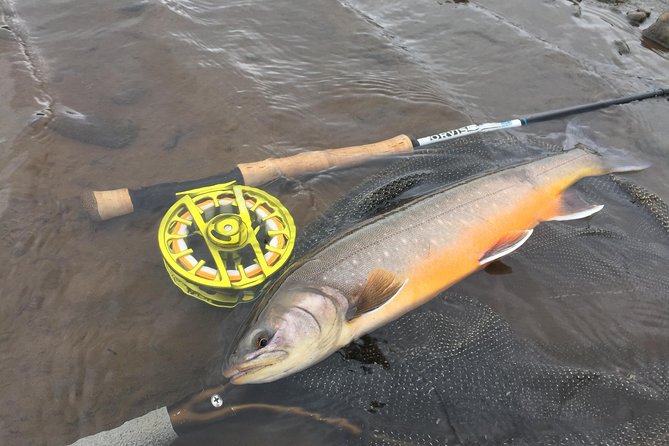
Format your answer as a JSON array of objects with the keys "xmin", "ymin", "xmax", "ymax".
[{"xmin": 345, "ymin": 178, "xmax": 577, "ymax": 340}]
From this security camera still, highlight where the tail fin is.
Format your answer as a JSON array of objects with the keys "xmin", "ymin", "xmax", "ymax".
[
  {"xmin": 575, "ymin": 143, "xmax": 650, "ymax": 174},
  {"xmin": 565, "ymin": 121, "xmax": 649, "ymax": 174}
]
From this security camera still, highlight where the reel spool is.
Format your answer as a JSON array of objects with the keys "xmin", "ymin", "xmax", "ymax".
[{"xmin": 158, "ymin": 182, "xmax": 296, "ymax": 308}]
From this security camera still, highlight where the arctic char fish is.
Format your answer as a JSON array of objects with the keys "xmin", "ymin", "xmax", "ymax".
[{"xmin": 224, "ymin": 145, "xmax": 645, "ymax": 384}]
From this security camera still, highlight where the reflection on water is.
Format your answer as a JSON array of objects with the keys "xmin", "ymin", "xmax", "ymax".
[{"xmin": 0, "ymin": 0, "xmax": 668, "ymax": 444}]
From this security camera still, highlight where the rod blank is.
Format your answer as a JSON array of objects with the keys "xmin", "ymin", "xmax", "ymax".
[
  {"xmin": 523, "ymin": 88, "xmax": 669, "ymax": 124},
  {"xmin": 416, "ymin": 88, "xmax": 669, "ymax": 147}
]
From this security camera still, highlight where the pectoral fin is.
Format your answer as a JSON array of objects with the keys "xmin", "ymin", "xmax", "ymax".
[
  {"xmin": 548, "ymin": 189, "xmax": 603, "ymax": 222},
  {"xmin": 347, "ymin": 268, "xmax": 407, "ymax": 320},
  {"xmin": 479, "ymin": 229, "xmax": 533, "ymax": 265}
]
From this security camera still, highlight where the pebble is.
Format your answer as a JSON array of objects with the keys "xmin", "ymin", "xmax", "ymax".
[
  {"xmin": 613, "ymin": 39, "xmax": 631, "ymax": 55},
  {"xmin": 163, "ymin": 129, "xmax": 190, "ymax": 151},
  {"xmin": 111, "ymin": 86, "xmax": 148, "ymax": 106},
  {"xmin": 627, "ymin": 9, "xmax": 651, "ymax": 27},
  {"xmin": 0, "ymin": 23, "xmax": 12, "ymax": 41},
  {"xmin": 118, "ymin": 1, "xmax": 150, "ymax": 16},
  {"xmin": 49, "ymin": 106, "xmax": 139, "ymax": 149},
  {"xmin": 642, "ymin": 11, "xmax": 669, "ymax": 49}
]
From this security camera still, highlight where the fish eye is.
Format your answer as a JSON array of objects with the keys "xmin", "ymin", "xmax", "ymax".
[{"xmin": 255, "ymin": 333, "xmax": 270, "ymax": 350}]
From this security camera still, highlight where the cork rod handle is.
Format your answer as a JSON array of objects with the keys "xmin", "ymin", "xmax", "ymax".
[
  {"xmin": 84, "ymin": 134, "xmax": 415, "ymax": 221},
  {"xmin": 82, "ymin": 188, "xmax": 134, "ymax": 221},
  {"xmin": 238, "ymin": 134, "xmax": 414, "ymax": 186}
]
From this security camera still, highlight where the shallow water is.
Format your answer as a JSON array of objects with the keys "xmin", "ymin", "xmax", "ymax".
[{"xmin": 0, "ymin": 0, "xmax": 668, "ymax": 444}]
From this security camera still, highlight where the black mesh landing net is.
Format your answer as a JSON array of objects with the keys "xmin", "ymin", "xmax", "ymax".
[{"xmin": 178, "ymin": 132, "xmax": 669, "ymax": 445}]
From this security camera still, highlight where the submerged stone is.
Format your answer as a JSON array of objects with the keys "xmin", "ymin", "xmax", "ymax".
[
  {"xmin": 118, "ymin": 1, "xmax": 150, "ymax": 16},
  {"xmin": 49, "ymin": 107, "xmax": 138, "ymax": 149},
  {"xmin": 613, "ymin": 39, "xmax": 631, "ymax": 55},
  {"xmin": 0, "ymin": 24, "xmax": 12, "ymax": 41},
  {"xmin": 111, "ymin": 86, "xmax": 148, "ymax": 106},
  {"xmin": 162, "ymin": 128, "xmax": 190, "ymax": 151},
  {"xmin": 627, "ymin": 9, "xmax": 650, "ymax": 27},
  {"xmin": 642, "ymin": 11, "xmax": 669, "ymax": 49}
]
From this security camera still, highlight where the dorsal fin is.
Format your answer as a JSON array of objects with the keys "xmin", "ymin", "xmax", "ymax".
[
  {"xmin": 347, "ymin": 268, "xmax": 406, "ymax": 320},
  {"xmin": 548, "ymin": 189, "xmax": 603, "ymax": 222},
  {"xmin": 479, "ymin": 229, "xmax": 533, "ymax": 265}
]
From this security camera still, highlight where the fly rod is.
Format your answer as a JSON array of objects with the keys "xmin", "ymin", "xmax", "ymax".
[{"xmin": 83, "ymin": 87, "xmax": 668, "ymax": 221}]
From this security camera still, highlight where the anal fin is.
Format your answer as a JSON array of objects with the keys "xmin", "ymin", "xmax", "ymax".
[
  {"xmin": 347, "ymin": 268, "xmax": 406, "ymax": 320},
  {"xmin": 548, "ymin": 189, "xmax": 603, "ymax": 222},
  {"xmin": 479, "ymin": 229, "xmax": 533, "ymax": 265}
]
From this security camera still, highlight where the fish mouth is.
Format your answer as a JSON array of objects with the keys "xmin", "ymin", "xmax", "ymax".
[
  {"xmin": 223, "ymin": 350, "xmax": 288, "ymax": 384},
  {"xmin": 224, "ymin": 365, "xmax": 265, "ymax": 384}
]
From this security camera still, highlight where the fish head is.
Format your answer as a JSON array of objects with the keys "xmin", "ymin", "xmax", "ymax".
[{"xmin": 224, "ymin": 285, "xmax": 348, "ymax": 384}]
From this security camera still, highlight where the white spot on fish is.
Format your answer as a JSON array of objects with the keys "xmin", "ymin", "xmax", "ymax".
[{"xmin": 383, "ymin": 250, "xmax": 389, "ymax": 257}]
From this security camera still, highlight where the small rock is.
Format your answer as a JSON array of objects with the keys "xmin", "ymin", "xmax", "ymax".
[
  {"xmin": 627, "ymin": 10, "xmax": 650, "ymax": 27},
  {"xmin": 163, "ymin": 129, "xmax": 190, "ymax": 151},
  {"xmin": 111, "ymin": 86, "xmax": 148, "ymax": 106},
  {"xmin": 11, "ymin": 231, "xmax": 35, "ymax": 258},
  {"xmin": 48, "ymin": 106, "xmax": 139, "ymax": 149},
  {"xmin": 567, "ymin": 0, "xmax": 582, "ymax": 17},
  {"xmin": 642, "ymin": 11, "xmax": 669, "ymax": 49},
  {"xmin": 614, "ymin": 39, "xmax": 631, "ymax": 55},
  {"xmin": 0, "ymin": 24, "xmax": 12, "ymax": 41},
  {"xmin": 118, "ymin": 1, "xmax": 149, "ymax": 16}
]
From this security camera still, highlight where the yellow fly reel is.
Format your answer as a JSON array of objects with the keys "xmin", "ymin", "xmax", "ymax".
[{"xmin": 158, "ymin": 182, "xmax": 296, "ymax": 308}]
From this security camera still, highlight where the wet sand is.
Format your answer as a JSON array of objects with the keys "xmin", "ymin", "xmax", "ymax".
[{"xmin": 0, "ymin": 0, "xmax": 668, "ymax": 444}]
